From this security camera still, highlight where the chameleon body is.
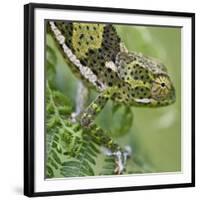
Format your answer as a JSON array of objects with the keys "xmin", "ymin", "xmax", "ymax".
[{"xmin": 47, "ymin": 20, "xmax": 176, "ymax": 174}]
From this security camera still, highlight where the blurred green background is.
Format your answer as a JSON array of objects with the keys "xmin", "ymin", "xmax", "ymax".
[{"xmin": 46, "ymin": 24, "xmax": 181, "ymax": 174}]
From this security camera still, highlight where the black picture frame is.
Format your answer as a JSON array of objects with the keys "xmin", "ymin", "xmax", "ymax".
[{"xmin": 24, "ymin": 3, "xmax": 195, "ymax": 197}]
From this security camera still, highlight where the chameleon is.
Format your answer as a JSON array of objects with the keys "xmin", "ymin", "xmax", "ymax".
[{"xmin": 47, "ymin": 20, "xmax": 176, "ymax": 174}]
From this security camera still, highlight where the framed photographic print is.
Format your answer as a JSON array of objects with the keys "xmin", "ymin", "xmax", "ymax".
[{"xmin": 24, "ymin": 3, "xmax": 195, "ymax": 197}]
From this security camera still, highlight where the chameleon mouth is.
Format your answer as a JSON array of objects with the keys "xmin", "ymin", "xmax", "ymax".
[{"xmin": 134, "ymin": 98, "xmax": 152, "ymax": 104}]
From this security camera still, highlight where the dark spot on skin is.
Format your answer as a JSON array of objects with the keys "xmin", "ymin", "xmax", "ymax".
[
  {"xmin": 93, "ymin": 26, "xmax": 96, "ymax": 30},
  {"xmin": 89, "ymin": 49, "xmax": 95, "ymax": 54},
  {"xmin": 107, "ymin": 68, "xmax": 112, "ymax": 73},
  {"xmin": 110, "ymin": 75, "xmax": 114, "ymax": 79},
  {"xmin": 79, "ymin": 34, "xmax": 84, "ymax": 39},
  {"xmin": 125, "ymin": 98, "xmax": 129, "ymax": 102},
  {"xmin": 95, "ymin": 81, "xmax": 101, "ymax": 87},
  {"xmin": 90, "ymin": 36, "xmax": 94, "ymax": 40},
  {"xmin": 140, "ymin": 88, "xmax": 144, "ymax": 92},
  {"xmin": 86, "ymin": 26, "xmax": 89, "ymax": 30},
  {"xmin": 80, "ymin": 60, "xmax": 87, "ymax": 66},
  {"xmin": 108, "ymin": 82, "xmax": 113, "ymax": 87},
  {"xmin": 98, "ymin": 98, "xmax": 102, "ymax": 104},
  {"xmin": 131, "ymin": 93, "xmax": 135, "ymax": 97},
  {"xmin": 130, "ymin": 71, "xmax": 134, "ymax": 76},
  {"xmin": 98, "ymin": 96, "xmax": 103, "ymax": 100},
  {"xmin": 141, "ymin": 75, "xmax": 144, "ymax": 79},
  {"xmin": 104, "ymin": 46, "xmax": 109, "ymax": 51},
  {"xmin": 68, "ymin": 31, "xmax": 72, "ymax": 36},
  {"xmin": 111, "ymin": 55, "xmax": 115, "ymax": 62},
  {"xmin": 134, "ymin": 76, "xmax": 138, "ymax": 80},
  {"xmin": 93, "ymin": 70, "xmax": 97, "ymax": 75},
  {"xmin": 86, "ymin": 41, "xmax": 89, "ymax": 45}
]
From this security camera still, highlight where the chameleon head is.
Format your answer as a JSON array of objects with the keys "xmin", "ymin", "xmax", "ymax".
[{"xmin": 116, "ymin": 52, "xmax": 176, "ymax": 107}]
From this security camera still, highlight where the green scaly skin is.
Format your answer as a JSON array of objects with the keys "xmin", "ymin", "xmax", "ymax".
[{"xmin": 47, "ymin": 21, "xmax": 176, "ymax": 174}]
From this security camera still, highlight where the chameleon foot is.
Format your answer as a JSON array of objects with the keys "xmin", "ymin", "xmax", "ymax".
[{"xmin": 103, "ymin": 145, "xmax": 132, "ymax": 175}]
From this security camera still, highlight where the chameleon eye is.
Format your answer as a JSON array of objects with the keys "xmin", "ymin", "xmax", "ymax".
[{"xmin": 151, "ymin": 75, "xmax": 171, "ymax": 100}]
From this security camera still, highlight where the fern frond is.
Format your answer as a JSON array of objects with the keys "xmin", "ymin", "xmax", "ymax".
[{"xmin": 46, "ymin": 82, "xmax": 102, "ymax": 178}]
